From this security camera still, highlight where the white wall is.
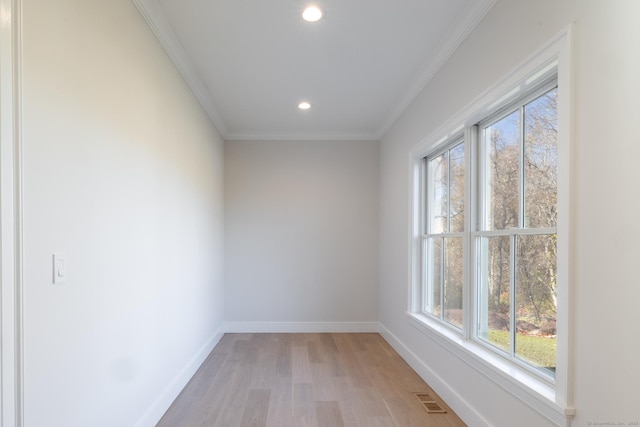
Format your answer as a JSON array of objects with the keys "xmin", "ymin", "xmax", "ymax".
[
  {"xmin": 379, "ymin": 0, "xmax": 640, "ymax": 426},
  {"xmin": 225, "ymin": 140, "xmax": 379, "ymax": 328},
  {"xmin": 21, "ymin": 0, "xmax": 225, "ymax": 426}
]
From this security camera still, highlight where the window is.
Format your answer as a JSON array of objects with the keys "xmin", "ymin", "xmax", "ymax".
[
  {"xmin": 476, "ymin": 83, "xmax": 558, "ymax": 377},
  {"xmin": 420, "ymin": 79, "xmax": 558, "ymax": 379},
  {"xmin": 409, "ymin": 31, "xmax": 573, "ymax": 424},
  {"xmin": 423, "ymin": 141, "xmax": 465, "ymax": 328}
]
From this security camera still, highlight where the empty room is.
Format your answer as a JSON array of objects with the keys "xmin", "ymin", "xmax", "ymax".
[{"xmin": 0, "ymin": 0, "xmax": 639, "ymax": 426}]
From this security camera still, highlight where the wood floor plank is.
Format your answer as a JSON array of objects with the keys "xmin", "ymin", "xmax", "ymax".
[
  {"xmin": 292, "ymin": 345, "xmax": 313, "ymax": 384},
  {"xmin": 158, "ymin": 333, "xmax": 467, "ymax": 427},
  {"xmin": 292, "ymin": 383, "xmax": 316, "ymax": 426},
  {"xmin": 265, "ymin": 382, "xmax": 294, "ymax": 427},
  {"xmin": 315, "ymin": 401, "xmax": 345, "ymax": 427},
  {"xmin": 367, "ymin": 416, "xmax": 397, "ymax": 427},
  {"xmin": 332, "ymin": 333, "xmax": 373, "ymax": 388},
  {"xmin": 239, "ymin": 389, "xmax": 271, "ymax": 427},
  {"xmin": 307, "ymin": 339, "xmax": 322, "ymax": 364},
  {"xmin": 273, "ymin": 334, "xmax": 292, "ymax": 383}
]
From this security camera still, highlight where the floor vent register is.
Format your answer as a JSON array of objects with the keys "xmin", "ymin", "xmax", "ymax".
[{"xmin": 414, "ymin": 393, "xmax": 447, "ymax": 414}]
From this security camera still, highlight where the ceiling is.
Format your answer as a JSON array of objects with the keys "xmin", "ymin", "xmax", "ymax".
[{"xmin": 133, "ymin": 0, "xmax": 495, "ymax": 141}]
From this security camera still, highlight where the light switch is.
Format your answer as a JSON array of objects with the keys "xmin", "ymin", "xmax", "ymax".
[{"xmin": 53, "ymin": 253, "xmax": 65, "ymax": 284}]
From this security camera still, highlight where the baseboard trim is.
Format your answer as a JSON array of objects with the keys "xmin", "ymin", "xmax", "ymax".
[
  {"xmin": 135, "ymin": 325, "xmax": 225, "ymax": 427},
  {"xmin": 224, "ymin": 321, "xmax": 380, "ymax": 333},
  {"xmin": 378, "ymin": 323, "xmax": 490, "ymax": 427}
]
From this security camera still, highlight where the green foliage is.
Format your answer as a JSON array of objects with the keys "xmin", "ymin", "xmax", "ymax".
[{"xmin": 488, "ymin": 330, "xmax": 556, "ymax": 369}]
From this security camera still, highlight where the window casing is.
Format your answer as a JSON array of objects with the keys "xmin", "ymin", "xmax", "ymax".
[{"xmin": 409, "ymin": 30, "xmax": 573, "ymax": 424}]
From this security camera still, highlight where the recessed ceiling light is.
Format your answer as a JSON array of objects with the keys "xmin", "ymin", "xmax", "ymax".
[
  {"xmin": 302, "ymin": 6, "xmax": 323, "ymax": 22},
  {"xmin": 298, "ymin": 102, "xmax": 311, "ymax": 110}
]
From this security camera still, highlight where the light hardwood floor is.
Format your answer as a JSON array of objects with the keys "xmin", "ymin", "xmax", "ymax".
[{"xmin": 157, "ymin": 333, "xmax": 467, "ymax": 427}]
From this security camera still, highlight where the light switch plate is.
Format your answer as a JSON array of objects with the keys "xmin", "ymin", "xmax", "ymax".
[{"xmin": 53, "ymin": 253, "xmax": 65, "ymax": 284}]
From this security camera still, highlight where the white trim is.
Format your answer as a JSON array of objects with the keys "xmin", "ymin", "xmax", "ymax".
[
  {"xmin": 406, "ymin": 312, "xmax": 573, "ymax": 426},
  {"xmin": 134, "ymin": 326, "xmax": 226, "ymax": 427},
  {"xmin": 224, "ymin": 133, "xmax": 380, "ymax": 142},
  {"xmin": 407, "ymin": 26, "xmax": 575, "ymax": 426},
  {"xmin": 408, "ymin": 27, "xmax": 573, "ymax": 160},
  {"xmin": 131, "ymin": 0, "xmax": 228, "ymax": 137},
  {"xmin": 553, "ymin": 23, "xmax": 575, "ymax": 411},
  {"xmin": 223, "ymin": 322, "xmax": 380, "ymax": 334},
  {"xmin": 0, "ymin": 0, "xmax": 23, "ymax": 425},
  {"xmin": 378, "ymin": 323, "xmax": 490, "ymax": 427}
]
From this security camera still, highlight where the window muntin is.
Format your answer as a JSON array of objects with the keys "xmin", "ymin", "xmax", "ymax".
[
  {"xmin": 423, "ymin": 141, "xmax": 465, "ymax": 329},
  {"xmin": 477, "ymin": 83, "xmax": 558, "ymax": 378}
]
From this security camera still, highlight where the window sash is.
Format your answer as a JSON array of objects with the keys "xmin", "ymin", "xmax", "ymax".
[
  {"xmin": 478, "ymin": 80, "xmax": 558, "ymax": 233},
  {"xmin": 422, "ymin": 233, "xmax": 465, "ymax": 329},
  {"xmin": 424, "ymin": 140, "xmax": 464, "ymax": 235},
  {"xmin": 422, "ymin": 140, "xmax": 465, "ymax": 329},
  {"xmin": 474, "ymin": 232, "xmax": 557, "ymax": 381},
  {"xmin": 474, "ymin": 83, "xmax": 559, "ymax": 380}
]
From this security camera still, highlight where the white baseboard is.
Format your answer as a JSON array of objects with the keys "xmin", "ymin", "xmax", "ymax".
[
  {"xmin": 224, "ymin": 321, "xmax": 380, "ymax": 333},
  {"xmin": 135, "ymin": 325, "xmax": 225, "ymax": 427},
  {"xmin": 378, "ymin": 323, "xmax": 489, "ymax": 427}
]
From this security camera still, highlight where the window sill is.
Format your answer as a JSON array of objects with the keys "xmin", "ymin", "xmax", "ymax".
[{"xmin": 406, "ymin": 312, "xmax": 575, "ymax": 426}]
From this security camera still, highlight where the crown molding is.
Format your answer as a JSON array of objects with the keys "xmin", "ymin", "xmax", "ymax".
[
  {"xmin": 224, "ymin": 132, "xmax": 381, "ymax": 142},
  {"xmin": 375, "ymin": 0, "xmax": 497, "ymax": 140},
  {"xmin": 132, "ymin": 0, "xmax": 496, "ymax": 142},
  {"xmin": 131, "ymin": 0, "xmax": 229, "ymax": 137}
]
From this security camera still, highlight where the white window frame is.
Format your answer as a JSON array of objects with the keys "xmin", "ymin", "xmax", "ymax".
[
  {"xmin": 474, "ymin": 78, "xmax": 558, "ymax": 381},
  {"xmin": 408, "ymin": 27, "xmax": 574, "ymax": 426},
  {"xmin": 422, "ymin": 139, "xmax": 465, "ymax": 328}
]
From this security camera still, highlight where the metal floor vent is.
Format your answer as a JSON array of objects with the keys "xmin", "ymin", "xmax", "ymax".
[{"xmin": 414, "ymin": 393, "xmax": 447, "ymax": 414}]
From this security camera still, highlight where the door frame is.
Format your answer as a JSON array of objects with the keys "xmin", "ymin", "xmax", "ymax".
[{"xmin": 0, "ymin": 0, "xmax": 24, "ymax": 425}]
